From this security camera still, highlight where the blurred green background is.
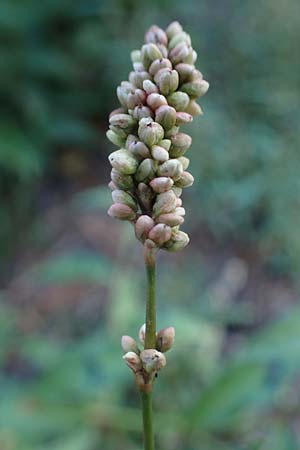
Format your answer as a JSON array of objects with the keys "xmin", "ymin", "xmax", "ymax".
[{"xmin": 1, "ymin": 0, "xmax": 300, "ymax": 449}]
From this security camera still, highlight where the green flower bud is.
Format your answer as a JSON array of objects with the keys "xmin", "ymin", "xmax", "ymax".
[
  {"xmin": 181, "ymin": 79, "xmax": 210, "ymax": 98},
  {"xmin": 145, "ymin": 25, "xmax": 168, "ymax": 46},
  {"xmin": 156, "ymin": 326, "xmax": 175, "ymax": 352},
  {"xmin": 156, "ymin": 43, "xmax": 168, "ymax": 58},
  {"xmin": 169, "ymin": 133, "xmax": 192, "ymax": 157},
  {"xmin": 123, "ymin": 351, "xmax": 142, "ymax": 371},
  {"xmin": 174, "ymin": 171, "xmax": 194, "ymax": 188},
  {"xmin": 172, "ymin": 186, "xmax": 183, "ymax": 197},
  {"xmin": 166, "ymin": 21, "xmax": 183, "ymax": 40},
  {"xmin": 117, "ymin": 81, "xmax": 133, "ymax": 106},
  {"xmin": 138, "ymin": 118, "xmax": 164, "ymax": 146},
  {"xmin": 150, "ymin": 177, "xmax": 174, "ymax": 193},
  {"xmin": 175, "ymin": 112, "xmax": 193, "ymax": 125},
  {"xmin": 157, "ymin": 212, "xmax": 184, "ymax": 227},
  {"xmin": 109, "ymin": 113, "xmax": 136, "ymax": 132},
  {"xmin": 177, "ymin": 156, "xmax": 190, "ymax": 170},
  {"xmin": 129, "ymin": 70, "xmax": 150, "ymax": 89},
  {"xmin": 108, "ymin": 203, "xmax": 136, "ymax": 221},
  {"xmin": 121, "ymin": 335, "xmax": 140, "ymax": 353},
  {"xmin": 112, "ymin": 189, "xmax": 137, "ymax": 211},
  {"xmin": 131, "ymin": 50, "xmax": 141, "ymax": 63},
  {"xmin": 154, "ymin": 68, "xmax": 179, "ymax": 96},
  {"xmin": 167, "ymin": 91, "xmax": 190, "ymax": 111},
  {"xmin": 175, "ymin": 63, "xmax": 195, "ymax": 83},
  {"xmin": 132, "ymin": 105, "xmax": 153, "ymax": 121},
  {"xmin": 153, "ymin": 190, "xmax": 177, "ymax": 216},
  {"xmin": 135, "ymin": 158, "xmax": 156, "ymax": 183},
  {"xmin": 140, "ymin": 349, "xmax": 166, "ymax": 373},
  {"xmin": 164, "ymin": 126, "xmax": 180, "ymax": 138},
  {"xmin": 109, "ymin": 125, "xmax": 128, "ymax": 139},
  {"xmin": 157, "ymin": 159, "xmax": 183, "ymax": 180},
  {"xmin": 143, "ymin": 79, "xmax": 159, "ymax": 94},
  {"xmin": 137, "ymin": 182, "xmax": 154, "ymax": 211},
  {"xmin": 168, "ymin": 32, "xmax": 191, "ymax": 50},
  {"xmin": 148, "ymin": 223, "xmax": 172, "ymax": 246},
  {"xmin": 189, "ymin": 69, "xmax": 203, "ymax": 81},
  {"xmin": 146, "ymin": 93, "xmax": 168, "ymax": 111},
  {"xmin": 151, "ymin": 145, "xmax": 169, "ymax": 162},
  {"xmin": 141, "ymin": 43, "xmax": 163, "ymax": 69},
  {"xmin": 111, "ymin": 168, "xmax": 134, "ymax": 191},
  {"xmin": 185, "ymin": 100, "xmax": 203, "ymax": 116},
  {"xmin": 155, "ymin": 105, "xmax": 177, "ymax": 130},
  {"xmin": 159, "ymin": 139, "xmax": 171, "ymax": 151},
  {"xmin": 169, "ymin": 43, "xmax": 190, "ymax": 65},
  {"xmin": 106, "ymin": 129, "xmax": 125, "ymax": 147},
  {"xmin": 109, "ymin": 149, "xmax": 138, "ymax": 175},
  {"xmin": 149, "ymin": 58, "xmax": 172, "ymax": 76},
  {"xmin": 163, "ymin": 230, "xmax": 190, "ymax": 252},
  {"xmin": 183, "ymin": 48, "xmax": 197, "ymax": 64},
  {"xmin": 135, "ymin": 215, "xmax": 155, "ymax": 242}
]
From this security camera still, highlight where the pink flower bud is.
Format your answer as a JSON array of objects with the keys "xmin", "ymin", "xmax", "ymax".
[
  {"xmin": 135, "ymin": 215, "xmax": 155, "ymax": 242},
  {"xmin": 175, "ymin": 112, "xmax": 193, "ymax": 125},
  {"xmin": 151, "ymin": 145, "xmax": 169, "ymax": 162},
  {"xmin": 155, "ymin": 105, "xmax": 177, "ymax": 130},
  {"xmin": 140, "ymin": 349, "xmax": 166, "ymax": 373},
  {"xmin": 156, "ymin": 213, "xmax": 184, "ymax": 227},
  {"xmin": 156, "ymin": 327, "xmax": 175, "ymax": 352},
  {"xmin": 150, "ymin": 177, "xmax": 174, "ymax": 193},
  {"xmin": 175, "ymin": 171, "xmax": 194, "ymax": 188},
  {"xmin": 108, "ymin": 203, "xmax": 136, "ymax": 221},
  {"xmin": 166, "ymin": 21, "xmax": 183, "ymax": 40},
  {"xmin": 153, "ymin": 190, "xmax": 177, "ymax": 216},
  {"xmin": 145, "ymin": 25, "xmax": 168, "ymax": 46},
  {"xmin": 123, "ymin": 351, "xmax": 142, "ymax": 371},
  {"xmin": 149, "ymin": 58, "xmax": 172, "ymax": 76},
  {"xmin": 121, "ymin": 335, "xmax": 139, "ymax": 353},
  {"xmin": 146, "ymin": 93, "xmax": 168, "ymax": 111},
  {"xmin": 148, "ymin": 224, "xmax": 172, "ymax": 246}
]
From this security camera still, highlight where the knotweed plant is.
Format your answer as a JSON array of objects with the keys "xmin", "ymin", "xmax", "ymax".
[{"xmin": 106, "ymin": 21, "xmax": 209, "ymax": 450}]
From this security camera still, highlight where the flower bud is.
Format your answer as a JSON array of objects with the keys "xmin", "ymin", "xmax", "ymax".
[
  {"xmin": 151, "ymin": 145, "xmax": 169, "ymax": 162},
  {"xmin": 183, "ymin": 48, "xmax": 197, "ymax": 65},
  {"xmin": 175, "ymin": 112, "xmax": 193, "ymax": 125},
  {"xmin": 111, "ymin": 169, "xmax": 134, "ymax": 191},
  {"xmin": 172, "ymin": 186, "xmax": 183, "ymax": 197},
  {"xmin": 181, "ymin": 79, "xmax": 209, "ymax": 98},
  {"xmin": 167, "ymin": 91, "xmax": 190, "ymax": 111},
  {"xmin": 165, "ymin": 126, "xmax": 180, "ymax": 138},
  {"xmin": 131, "ymin": 50, "xmax": 141, "ymax": 63},
  {"xmin": 112, "ymin": 189, "xmax": 137, "ymax": 211},
  {"xmin": 169, "ymin": 43, "xmax": 190, "ymax": 65},
  {"xmin": 129, "ymin": 70, "xmax": 150, "ymax": 89},
  {"xmin": 149, "ymin": 58, "xmax": 172, "ymax": 76},
  {"xmin": 108, "ymin": 181, "xmax": 117, "ymax": 191},
  {"xmin": 138, "ymin": 118, "xmax": 164, "ymax": 146},
  {"xmin": 150, "ymin": 177, "xmax": 174, "ymax": 193},
  {"xmin": 141, "ymin": 43, "xmax": 163, "ymax": 69},
  {"xmin": 177, "ymin": 156, "xmax": 190, "ymax": 170},
  {"xmin": 106, "ymin": 129, "xmax": 125, "ymax": 147},
  {"xmin": 157, "ymin": 159, "xmax": 183, "ymax": 180},
  {"xmin": 109, "ymin": 114, "xmax": 136, "ymax": 132},
  {"xmin": 109, "ymin": 125, "xmax": 128, "ymax": 139},
  {"xmin": 143, "ymin": 79, "xmax": 159, "ymax": 94},
  {"xmin": 159, "ymin": 139, "xmax": 171, "ymax": 151},
  {"xmin": 145, "ymin": 25, "xmax": 168, "ymax": 46},
  {"xmin": 156, "ymin": 213, "xmax": 184, "ymax": 227},
  {"xmin": 169, "ymin": 133, "xmax": 192, "ymax": 157},
  {"xmin": 169, "ymin": 32, "xmax": 191, "ymax": 50},
  {"xmin": 109, "ymin": 107, "xmax": 127, "ymax": 119},
  {"xmin": 140, "ymin": 349, "xmax": 166, "ymax": 373},
  {"xmin": 126, "ymin": 89, "xmax": 147, "ymax": 109},
  {"xmin": 123, "ymin": 351, "xmax": 142, "ymax": 371},
  {"xmin": 132, "ymin": 105, "xmax": 153, "ymax": 120},
  {"xmin": 153, "ymin": 191, "xmax": 177, "ymax": 216},
  {"xmin": 175, "ymin": 171, "xmax": 194, "ymax": 188},
  {"xmin": 121, "ymin": 335, "xmax": 139, "ymax": 353},
  {"xmin": 146, "ymin": 93, "xmax": 168, "ymax": 111},
  {"xmin": 189, "ymin": 69, "xmax": 203, "ymax": 81},
  {"xmin": 185, "ymin": 100, "xmax": 203, "ymax": 116},
  {"xmin": 175, "ymin": 198, "xmax": 183, "ymax": 207},
  {"xmin": 156, "ymin": 326, "xmax": 175, "ymax": 352},
  {"xmin": 175, "ymin": 63, "xmax": 195, "ymax": 83},
  {"xmin": 117, "ymin": 81, "xmax": 133, "ymax": 106},
  {"xmin": 108, "ymin": 203, "xmax": 136, "ymax": 221},
  {"xmin": 166, "ymin": 21, "xmax": 183, "ymax": 40},
  {"xmin": 127, "ymin": 138, "xmax": 150, "ymax": 159},
  {"xmin": 133, "ymin": 62, "xmax": 145, "ymax": 72},
  {"xmin": 156, "ymin": 43, "xmax": 168, "ymax": 58},
  {"xmin": 148, "ymin": 223, "xmax": 172, "ymax": 246},
  {"xmin": 108, "ymin": 149, "xmax": 138, "ymax": 175},
  {"xmin": 163, "ymin": 230, "xmax": 190, "ymax": 252},
  {"xmin": 135, "ymin": 158, "xmax": 156, "ymax": 182},
  {"xmin": 154, "ymin": 69, "xmax": 179, "ymax": 96},
  {"xmin": 155, "ymin": 105, "xmax": 177, "ymax": 130},
  {"xmin": 137, "ymin": 182, "xmax": 154, "ymax": 211},
  {"xmin": 175, "ymin": 206, "xmax": 186, "ymax": 216},
  {"xmin": 135, "ymin": 215, "xmax": 155, "ymax": 242},
  {"xmin": 139, "ymin": 323, "xmax": 146, "ymax": 344}
]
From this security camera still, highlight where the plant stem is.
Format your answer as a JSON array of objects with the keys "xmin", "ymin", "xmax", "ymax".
[{"xmin": 141, "ymin": 258, "xmax": 156, "ymax": 450}]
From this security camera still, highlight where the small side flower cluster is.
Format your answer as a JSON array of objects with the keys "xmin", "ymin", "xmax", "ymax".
[
  {"xmin": 122, "ymin": 325, "xmax": 175, "ymax": 391},
  {"xmin": 107, "ymin": 21, "xmax": 209, "ymax": 254}
]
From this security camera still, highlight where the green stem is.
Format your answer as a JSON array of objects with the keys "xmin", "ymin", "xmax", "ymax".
[
  {"xmin": 141, "ymin": 258, "xmax": 156, "ymax": 450},
  {"xmin": 141, "ymin": 391, "xmax": 155, "ymax": 450}
]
